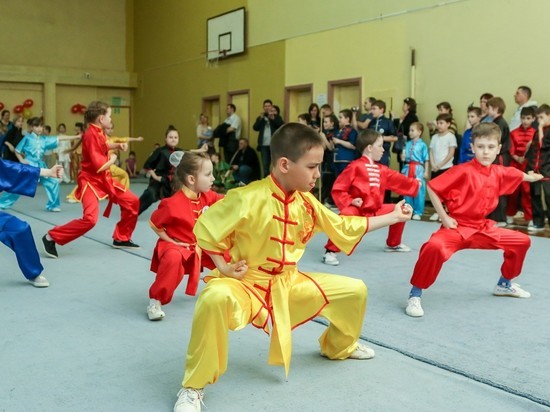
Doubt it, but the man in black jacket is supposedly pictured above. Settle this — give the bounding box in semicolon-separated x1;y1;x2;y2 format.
253;100;284;177
231;138;261;185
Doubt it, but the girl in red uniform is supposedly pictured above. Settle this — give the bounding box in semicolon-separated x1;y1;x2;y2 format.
42;101;140;258
146;150;223;320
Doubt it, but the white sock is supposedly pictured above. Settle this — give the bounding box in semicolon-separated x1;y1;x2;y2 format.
149;298;161;306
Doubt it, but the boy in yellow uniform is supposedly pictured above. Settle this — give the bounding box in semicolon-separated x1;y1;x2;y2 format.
174;123;413;412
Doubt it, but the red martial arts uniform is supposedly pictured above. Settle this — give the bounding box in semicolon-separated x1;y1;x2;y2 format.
410;159;529;289
507;126;535;220
49;124;139;244
148;187;223;304
326;155;419;251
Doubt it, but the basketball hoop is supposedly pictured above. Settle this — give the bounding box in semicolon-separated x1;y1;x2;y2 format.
202;49;224;69
203;49;228;69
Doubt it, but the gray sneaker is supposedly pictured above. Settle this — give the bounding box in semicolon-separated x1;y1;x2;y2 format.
29;275;50;288
147;300;165;321
493;283;531;298
384;244;411;253
406;297;424;317
174;388;204;412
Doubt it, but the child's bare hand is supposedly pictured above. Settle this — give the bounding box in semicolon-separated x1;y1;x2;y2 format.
394;200;412;221
137;136;144;141
52;165;64;178
119;143;128;152
221;260;248;279
526;171;544;182
45;164;64;178
351;198;363;207
441;215;458;229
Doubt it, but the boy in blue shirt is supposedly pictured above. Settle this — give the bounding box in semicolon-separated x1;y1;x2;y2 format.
332;109;358;177
367;100;397;167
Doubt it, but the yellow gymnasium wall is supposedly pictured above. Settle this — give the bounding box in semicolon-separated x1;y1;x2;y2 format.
281;0;550;135
132;0;286;156
0;0;135;154
3;1;550;168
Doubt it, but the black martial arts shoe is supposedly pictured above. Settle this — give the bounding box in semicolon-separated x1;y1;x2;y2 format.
112;239;141;249
42;235;58;258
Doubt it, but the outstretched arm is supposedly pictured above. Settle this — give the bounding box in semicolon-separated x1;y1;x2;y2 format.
366;200;412;232
524;170;544;182
40;164;64;179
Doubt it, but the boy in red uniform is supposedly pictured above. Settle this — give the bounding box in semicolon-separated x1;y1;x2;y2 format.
406;123;543;317
506;107;536;226
42;101;140;258
322;129;419;266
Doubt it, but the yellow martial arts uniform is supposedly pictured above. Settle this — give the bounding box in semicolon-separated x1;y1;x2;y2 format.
182;175;369;389
65;137;130;202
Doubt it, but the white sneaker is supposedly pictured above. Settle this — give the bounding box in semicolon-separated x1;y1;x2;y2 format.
174;388;204;412
429;213;439;221
348;342;375;359
384;244;411;252
506;216;514;224
405;297;424;317
66;198;78;204
527;220;535;228
147;300;165;321
48;207;61;212
322;251;339;266
412;214;421;221
495;221;508;228
28;275;50;288
493;283;531;298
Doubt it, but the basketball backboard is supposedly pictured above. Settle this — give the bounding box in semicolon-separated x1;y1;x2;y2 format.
207;7;245;61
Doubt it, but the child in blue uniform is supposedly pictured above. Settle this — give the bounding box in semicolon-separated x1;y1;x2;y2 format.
401;122;429;219
0;158;64;287
0;117;79;211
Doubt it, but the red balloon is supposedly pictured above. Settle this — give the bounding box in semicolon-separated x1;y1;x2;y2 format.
71;105;80;114
23;99;34;108
79;105;87;114
0;102;4;111
14;105;23;114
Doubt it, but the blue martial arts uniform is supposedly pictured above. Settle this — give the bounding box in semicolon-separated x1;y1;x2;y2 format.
0;133;60;210
401;139;429;216
0;158;44;280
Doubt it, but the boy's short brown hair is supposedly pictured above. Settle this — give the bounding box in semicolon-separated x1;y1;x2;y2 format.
372;100;386;112
486;97;506;115
536;104;550;116
339;109;352;120
271;123;324;163
467;106;482;117
520;106;536;118
356;129;381;154
471;123;501;144
436;113;453;123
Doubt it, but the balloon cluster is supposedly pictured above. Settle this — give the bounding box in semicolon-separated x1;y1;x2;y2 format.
71;104;87;115
13;99;34;119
